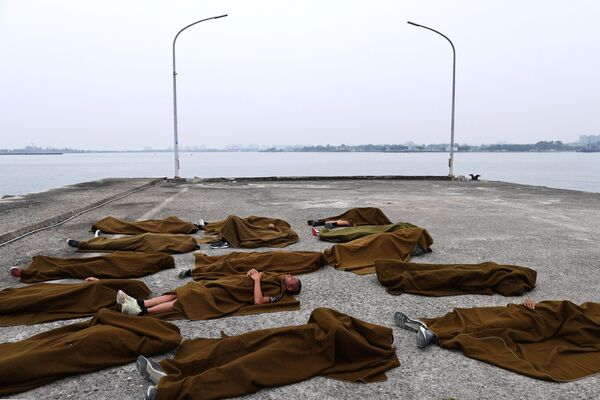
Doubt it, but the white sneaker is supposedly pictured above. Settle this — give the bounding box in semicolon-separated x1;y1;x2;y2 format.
121;302;142;316
116;290;138;307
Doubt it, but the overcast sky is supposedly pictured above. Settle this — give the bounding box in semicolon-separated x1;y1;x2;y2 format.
1;0;599;150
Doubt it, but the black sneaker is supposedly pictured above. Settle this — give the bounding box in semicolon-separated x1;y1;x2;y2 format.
324;222;339;229
177;269;192;279
66;239;80;248
410;243;426;256
210;240;230;249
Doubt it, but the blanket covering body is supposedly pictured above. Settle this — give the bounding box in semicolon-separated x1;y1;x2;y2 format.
375;260;536;296
421;301;600;381
92;215;198;235
0;309;181;396
323;229;433;274
198;215;299;248
0;279;151;326
156;307;400;399
19;252;175;283
192;251;326;281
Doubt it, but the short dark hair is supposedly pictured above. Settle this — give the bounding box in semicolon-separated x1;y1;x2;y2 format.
288;279;302;295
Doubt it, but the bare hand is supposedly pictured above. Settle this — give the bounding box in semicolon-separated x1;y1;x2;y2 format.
85;277;99;282
523;298;536;310
247;269;261;281
267;223;275;229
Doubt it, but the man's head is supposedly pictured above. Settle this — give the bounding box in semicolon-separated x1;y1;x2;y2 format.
283;274;302;295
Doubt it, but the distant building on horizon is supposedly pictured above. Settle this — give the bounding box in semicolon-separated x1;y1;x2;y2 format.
579;134;600;145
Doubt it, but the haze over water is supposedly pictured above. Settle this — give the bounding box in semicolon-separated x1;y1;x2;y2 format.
1;152;599;197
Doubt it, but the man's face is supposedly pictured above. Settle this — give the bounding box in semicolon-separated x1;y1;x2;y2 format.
283;274;299;292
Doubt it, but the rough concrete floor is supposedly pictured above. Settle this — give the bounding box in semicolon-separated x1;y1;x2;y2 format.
1;178;599;400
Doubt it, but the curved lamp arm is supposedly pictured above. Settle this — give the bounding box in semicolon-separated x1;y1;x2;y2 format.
407;21;456;177
171;14;228;178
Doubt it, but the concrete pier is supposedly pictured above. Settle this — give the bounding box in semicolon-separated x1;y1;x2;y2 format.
1;178;599;399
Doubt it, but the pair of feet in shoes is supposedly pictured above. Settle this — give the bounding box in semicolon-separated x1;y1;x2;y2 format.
394;311;438;348
137;355;166;400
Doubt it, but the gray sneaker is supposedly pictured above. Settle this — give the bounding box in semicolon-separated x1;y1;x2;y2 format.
394;311;426;332
137;355;166;384
145;385;157;400
416;326;438;348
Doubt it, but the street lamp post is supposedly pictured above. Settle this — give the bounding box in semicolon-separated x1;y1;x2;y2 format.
407;21;456;177
172;14;228;178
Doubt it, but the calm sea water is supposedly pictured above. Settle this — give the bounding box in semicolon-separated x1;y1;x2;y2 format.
1;152;599;197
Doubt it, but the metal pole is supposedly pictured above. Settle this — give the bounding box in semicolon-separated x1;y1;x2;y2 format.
407;21;456;177
172;14;228;178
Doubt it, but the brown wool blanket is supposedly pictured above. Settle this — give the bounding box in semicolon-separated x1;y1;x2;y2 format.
155;307;400;400
0;279;151;326
19;252;175;283
192;251;326;281
307;207;392;226
79;233;200;253
0;309;181;396
421;301;600;381
318;222;421;243
375;260;537;296
323;229;433;274
91;215;198;235
198;215;299;248
158;273;299;320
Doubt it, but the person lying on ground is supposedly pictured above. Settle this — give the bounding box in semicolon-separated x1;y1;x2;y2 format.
8;252;175;283
91;215;200;235
133;307;399;400
307;207;392;227
312;221;422;243
393;299;600;382
65;233;200;254
178;250;326;280
116;268;302;316
394;298;537;348
196;215;299;249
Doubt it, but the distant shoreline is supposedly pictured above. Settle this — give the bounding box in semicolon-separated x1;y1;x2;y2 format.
0;152;63;155
2;150;598;155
